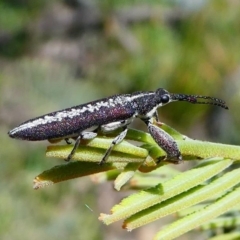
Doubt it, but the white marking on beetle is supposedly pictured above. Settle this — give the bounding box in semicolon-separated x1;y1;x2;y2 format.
9;93;155;136
81;132;97;139
102;120;126;132
145;96;173;118
9;97;128;135
126;92;155;102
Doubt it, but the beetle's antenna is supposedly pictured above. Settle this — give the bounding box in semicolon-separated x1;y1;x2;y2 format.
170;93;228;110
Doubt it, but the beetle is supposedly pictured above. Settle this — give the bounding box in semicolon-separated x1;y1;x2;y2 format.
8;88;228;164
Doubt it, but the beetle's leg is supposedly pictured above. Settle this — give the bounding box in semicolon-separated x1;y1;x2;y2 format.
99;127;128;165
153;111;159;122
145;120;182;164
99;120;132;165
101;119;131;132
65;138;72;144
66;132;97;161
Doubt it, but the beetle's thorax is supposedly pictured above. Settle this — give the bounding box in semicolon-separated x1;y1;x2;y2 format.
129;88;172;119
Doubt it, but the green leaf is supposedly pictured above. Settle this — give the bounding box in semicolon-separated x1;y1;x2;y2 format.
209;232;240;240
46;138;148;162
33;123;240;239
33;161;115;189
114;162;142;191
153;186;240;240
99;159;233;225
123;166;240;230
201;216;240;230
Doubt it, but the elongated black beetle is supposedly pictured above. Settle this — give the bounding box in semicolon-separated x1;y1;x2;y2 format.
8;88;228;164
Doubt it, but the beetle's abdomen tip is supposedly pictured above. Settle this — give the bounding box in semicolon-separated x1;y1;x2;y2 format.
8;123;33;140
8;128;21;139
8;129;14;137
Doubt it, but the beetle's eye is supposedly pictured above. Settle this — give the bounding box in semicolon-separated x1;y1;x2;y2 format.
161;94;170;103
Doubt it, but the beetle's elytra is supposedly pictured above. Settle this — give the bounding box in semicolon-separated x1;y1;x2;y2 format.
8;88;228;164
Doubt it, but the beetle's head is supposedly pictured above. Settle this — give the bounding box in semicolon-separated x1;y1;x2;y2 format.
156;88;228;109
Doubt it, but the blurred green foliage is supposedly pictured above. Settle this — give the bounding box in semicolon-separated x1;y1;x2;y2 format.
1;0;240;239
0;0;47;56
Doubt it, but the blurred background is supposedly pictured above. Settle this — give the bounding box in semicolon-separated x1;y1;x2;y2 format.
1;0;240;239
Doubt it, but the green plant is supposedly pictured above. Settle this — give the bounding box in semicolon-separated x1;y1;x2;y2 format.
34;123;240;240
